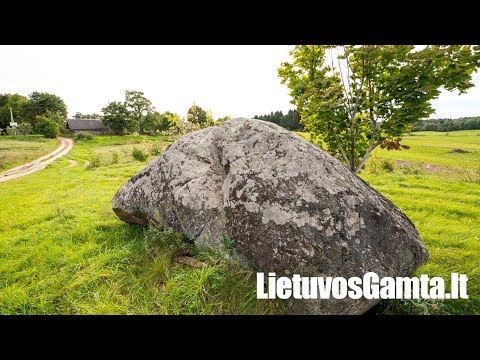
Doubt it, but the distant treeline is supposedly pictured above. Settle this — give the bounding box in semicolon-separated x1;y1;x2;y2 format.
253;110;304;131
412;117;480;132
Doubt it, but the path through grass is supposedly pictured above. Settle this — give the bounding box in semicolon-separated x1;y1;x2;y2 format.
0;135;59;171
0;130;478;314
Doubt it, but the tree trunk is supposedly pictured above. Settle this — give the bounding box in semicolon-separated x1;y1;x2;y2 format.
354;124;377;173
350;114;355;172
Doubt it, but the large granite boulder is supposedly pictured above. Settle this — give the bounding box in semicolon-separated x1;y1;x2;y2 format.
112;118;428;314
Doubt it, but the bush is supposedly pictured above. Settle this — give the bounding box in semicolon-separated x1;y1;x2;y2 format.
380;159;394;172
35;119;59;138
5;126;15;135
459;166;480;183
111;151;119;164
17;123;33;135
150;143;162;156
365;157;380;174
74;132;94;141
400;165;422;175
132;147;148;162
87;152;102;169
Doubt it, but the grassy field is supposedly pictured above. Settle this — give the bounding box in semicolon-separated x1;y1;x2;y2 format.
0;136;59;170
0;134;282;314
373;130;480;172
0;130;478;314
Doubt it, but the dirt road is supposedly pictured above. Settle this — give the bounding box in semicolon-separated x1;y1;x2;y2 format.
0;137;74;183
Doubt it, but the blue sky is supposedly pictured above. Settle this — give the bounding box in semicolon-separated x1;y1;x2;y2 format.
0;45;478;119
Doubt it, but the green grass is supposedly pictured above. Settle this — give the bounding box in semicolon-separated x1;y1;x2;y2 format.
374;130;480;171
0;130;478;314
0;134;282;314
356;129;480;314
0;135;59;171
361;172;480;314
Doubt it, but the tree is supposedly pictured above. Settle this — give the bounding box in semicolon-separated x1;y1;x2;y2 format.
35;116;59;138
45;110;67;133
124;90;154;134
160;111;181;133
0;93;28;130
74;112;101;119
187;104;207;127
168;113;186;134
143;111;182;133
254;110;303;131
412;116;480;132
101;101;134;134
143;111;162;132
23;92;67;125
278;45;480;173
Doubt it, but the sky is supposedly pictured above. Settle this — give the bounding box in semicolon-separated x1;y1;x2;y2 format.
0;45;479;119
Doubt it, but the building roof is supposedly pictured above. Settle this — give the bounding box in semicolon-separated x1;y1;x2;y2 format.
66;118;108;130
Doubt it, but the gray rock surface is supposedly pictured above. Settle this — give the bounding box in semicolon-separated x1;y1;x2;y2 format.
112;118;429;314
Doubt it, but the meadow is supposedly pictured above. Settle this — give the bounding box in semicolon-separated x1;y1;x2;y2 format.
0;130;478;314
0;136;59;170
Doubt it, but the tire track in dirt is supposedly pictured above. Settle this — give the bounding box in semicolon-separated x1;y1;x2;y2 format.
0;137;75;182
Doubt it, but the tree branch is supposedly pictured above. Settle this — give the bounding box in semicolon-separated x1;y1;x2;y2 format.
329;122;351;168
355;115;377;172
335;47;353;117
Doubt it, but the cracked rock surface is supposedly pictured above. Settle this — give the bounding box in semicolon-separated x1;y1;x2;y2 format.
112;118;429;314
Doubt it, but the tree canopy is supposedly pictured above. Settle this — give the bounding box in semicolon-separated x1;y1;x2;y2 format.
278;45;480;172
0;93;28;129
144;111;182;133
101;101;134;134
187;105;207;126
74;112;101;119
125;90;154;134
412;117;480;132
23;92;68;125
254;109;303;131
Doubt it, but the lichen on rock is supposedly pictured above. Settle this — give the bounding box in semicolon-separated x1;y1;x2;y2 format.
112;118;429;314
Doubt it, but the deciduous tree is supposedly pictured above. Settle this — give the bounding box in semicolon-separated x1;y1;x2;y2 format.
278;45;480;172
125;90;154;134
74;112;101;119
101;101;134;134
0;93;28;130
23;92;67;125
187;104;207;127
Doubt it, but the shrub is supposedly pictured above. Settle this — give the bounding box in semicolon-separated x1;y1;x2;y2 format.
87;152;102;169
380;159;394;172
150;143;162;156
17;123;33;135
35;119;59;138
401;165;422;175
5;126;15;135
74;132;94;141
365;157;380;174
459;165;480;183
132;147;148;162
111;151;119;164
